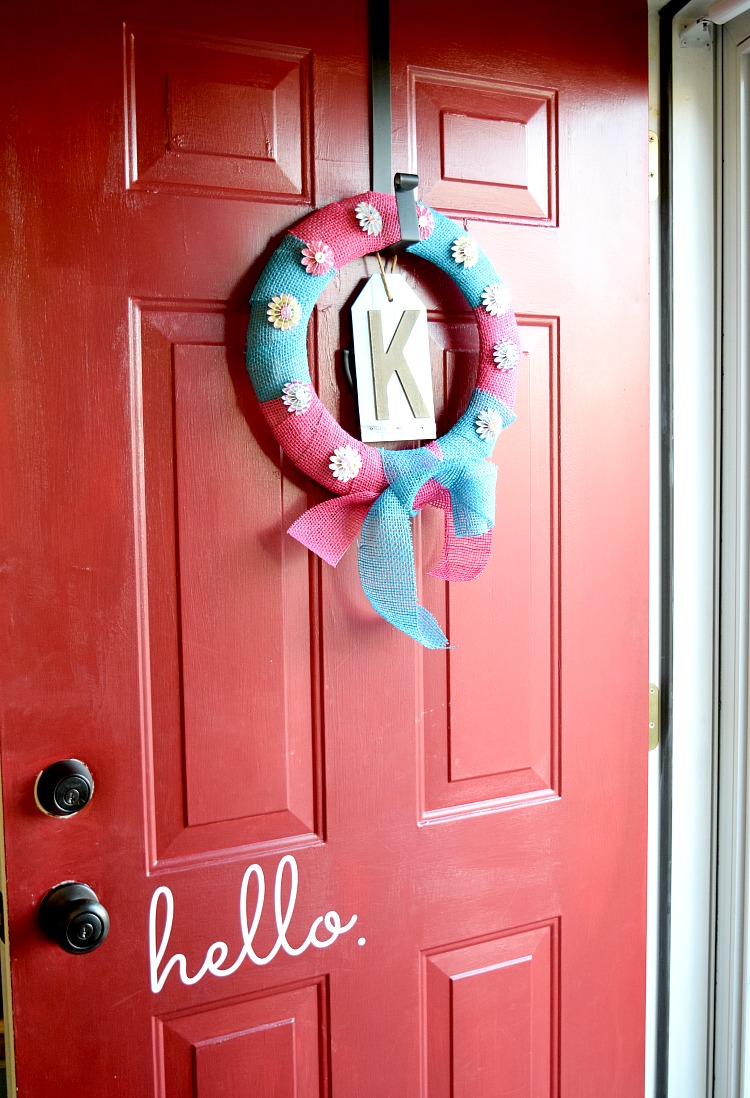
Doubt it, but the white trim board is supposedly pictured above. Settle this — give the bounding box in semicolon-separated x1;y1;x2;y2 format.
646;12;663;1098
666;12;719;1097
714;12;750;1097
709;0;750;23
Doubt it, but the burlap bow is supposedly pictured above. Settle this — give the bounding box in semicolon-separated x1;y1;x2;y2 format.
288;444;499;649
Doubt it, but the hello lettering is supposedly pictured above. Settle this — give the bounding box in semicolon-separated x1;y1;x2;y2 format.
149;854;359;994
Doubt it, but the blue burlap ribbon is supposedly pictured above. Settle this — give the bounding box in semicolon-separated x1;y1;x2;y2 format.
357;400;506;648
287;390;516;648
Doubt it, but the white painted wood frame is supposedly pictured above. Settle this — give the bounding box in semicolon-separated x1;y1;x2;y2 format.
709;0;750;23
714;10;750;1096
646;11;663;1092
665;8;719;1097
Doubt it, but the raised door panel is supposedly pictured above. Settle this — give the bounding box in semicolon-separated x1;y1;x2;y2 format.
408;67;558;224
125;25;313;201
158;980;328;1097
423;923;558;1097
420;317;560;819
133;303;324;865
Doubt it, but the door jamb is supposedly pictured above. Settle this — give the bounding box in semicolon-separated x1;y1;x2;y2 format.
655;2;719;1095
714;10;750;1095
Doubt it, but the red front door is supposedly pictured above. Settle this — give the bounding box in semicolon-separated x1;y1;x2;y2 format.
0;2;649;1094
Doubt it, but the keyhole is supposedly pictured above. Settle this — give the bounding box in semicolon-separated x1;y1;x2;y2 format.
63;788;81;807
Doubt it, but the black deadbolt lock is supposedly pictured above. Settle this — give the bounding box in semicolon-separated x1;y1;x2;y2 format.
39;882;110;954
35;759;94;817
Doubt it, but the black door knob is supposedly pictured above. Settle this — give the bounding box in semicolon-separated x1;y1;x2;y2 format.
39;883;110;954
35;759;94;816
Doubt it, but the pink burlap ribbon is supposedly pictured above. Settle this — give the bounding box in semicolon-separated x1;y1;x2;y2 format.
288;478;492;582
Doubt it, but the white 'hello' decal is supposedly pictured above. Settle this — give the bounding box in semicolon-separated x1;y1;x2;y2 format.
149;854;359;994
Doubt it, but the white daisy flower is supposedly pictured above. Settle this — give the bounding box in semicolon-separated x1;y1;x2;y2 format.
329;445;363;482
354;201;383;236
481;282;512;317
475;409;504;442
267;293;302;330
451;236;479;269
493;341;520;370
281;381;313;415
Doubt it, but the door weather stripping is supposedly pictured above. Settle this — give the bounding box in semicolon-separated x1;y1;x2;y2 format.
649;685;660;751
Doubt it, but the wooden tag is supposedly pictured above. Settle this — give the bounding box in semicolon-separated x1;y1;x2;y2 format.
350;273;436;443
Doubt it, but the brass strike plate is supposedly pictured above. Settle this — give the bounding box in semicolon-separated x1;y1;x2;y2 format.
648;131;659;203
649;684;660;750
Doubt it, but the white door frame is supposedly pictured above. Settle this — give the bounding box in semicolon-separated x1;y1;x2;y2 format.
660;7;718;1098
654;4;750;1095
714;9;750;1096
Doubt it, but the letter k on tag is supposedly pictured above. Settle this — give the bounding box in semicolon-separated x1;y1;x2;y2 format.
351;273;436;443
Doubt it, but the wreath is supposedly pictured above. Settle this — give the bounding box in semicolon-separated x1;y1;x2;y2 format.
245;191;521;649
